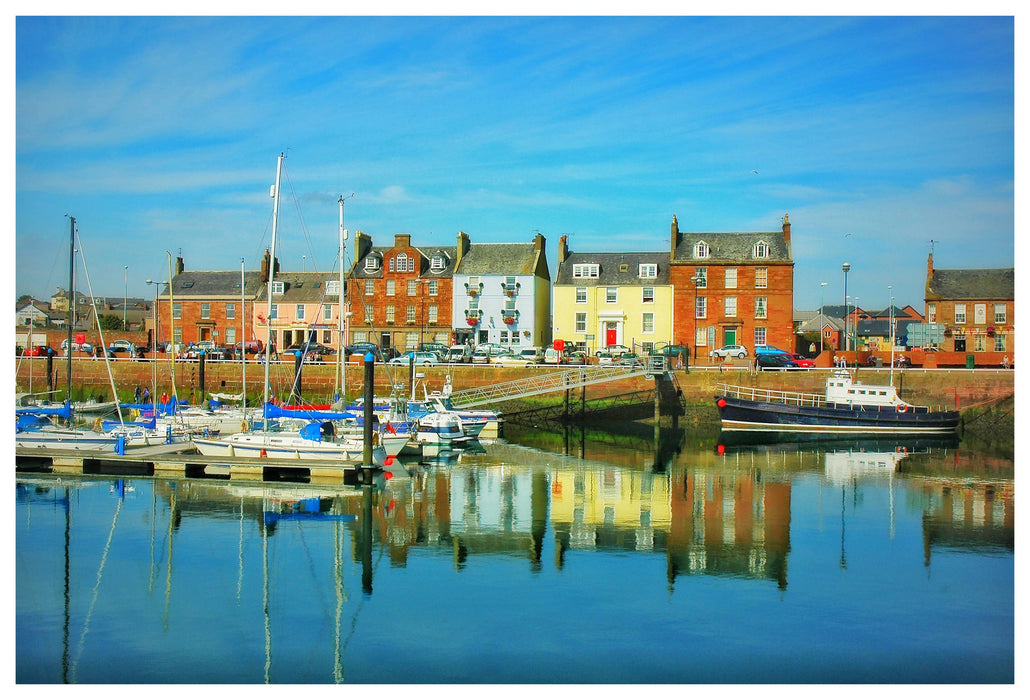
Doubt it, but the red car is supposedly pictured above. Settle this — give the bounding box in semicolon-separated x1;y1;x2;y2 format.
788;353;816;368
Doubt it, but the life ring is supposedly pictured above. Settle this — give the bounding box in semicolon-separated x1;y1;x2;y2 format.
896;405;908;413
241;420;250;432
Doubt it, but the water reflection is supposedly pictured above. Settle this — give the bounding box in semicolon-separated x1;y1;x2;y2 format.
16;425;1014;683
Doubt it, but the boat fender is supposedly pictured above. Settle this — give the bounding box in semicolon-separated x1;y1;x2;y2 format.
241;420;249;432
93;417;103;432
717;398;727;408
897;405;907;413
372;432;380;446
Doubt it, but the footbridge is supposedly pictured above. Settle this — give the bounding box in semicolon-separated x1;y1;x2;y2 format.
449;358;676;409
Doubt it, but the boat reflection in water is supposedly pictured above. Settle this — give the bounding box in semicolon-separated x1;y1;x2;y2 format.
16;427;1013;684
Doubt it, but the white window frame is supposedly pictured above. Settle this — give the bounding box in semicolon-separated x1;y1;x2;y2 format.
323;304;332;321
694;241;709;259
696;296;707;319
638;263;657;279
428;280;439;296
994;304;1007;324
642;287;655;304
363;257;379;271
386;279;396;296
364;279;374;296
955;304;966;324
575;287;587;303
725;268;737;289
575;312;587;333
385;305;395;323
754;241;769;259
725;296;737;318
200;302;211;319
326;280;341;295
296;304;305;321
642;312;654;334
755;267;768;289
928;303;937;323
428;305;438;323
225;303;236;320
573;264;600;278
755;296;767;319
606;287;617;304
754;327;767;345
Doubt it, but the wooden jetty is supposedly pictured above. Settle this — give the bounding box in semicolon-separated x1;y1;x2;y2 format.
14;444;371;485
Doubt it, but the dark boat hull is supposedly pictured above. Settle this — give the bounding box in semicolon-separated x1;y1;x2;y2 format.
715;395;961;435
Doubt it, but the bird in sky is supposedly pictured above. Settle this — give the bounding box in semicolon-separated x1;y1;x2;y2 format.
751;169;759;174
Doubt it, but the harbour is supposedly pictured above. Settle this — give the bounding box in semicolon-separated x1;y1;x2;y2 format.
15;414;1014;684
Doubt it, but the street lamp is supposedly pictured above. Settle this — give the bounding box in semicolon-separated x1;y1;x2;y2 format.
691;271;703;360
124;265;128;330
145;279;167;404
842;262;851;354
819;281;828;354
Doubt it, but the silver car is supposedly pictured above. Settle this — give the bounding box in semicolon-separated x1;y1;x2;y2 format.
709;344;749;359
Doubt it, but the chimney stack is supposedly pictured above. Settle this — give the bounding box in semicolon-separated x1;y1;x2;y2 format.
782;213;791;244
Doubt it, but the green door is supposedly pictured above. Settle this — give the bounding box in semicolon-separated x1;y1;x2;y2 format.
724;329;736;346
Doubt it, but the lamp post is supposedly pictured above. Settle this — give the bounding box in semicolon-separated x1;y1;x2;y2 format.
691;271;703;360
853;296;859;365
819;281;828;354
842;262;851;355
145;278;167;404
123;265;128;330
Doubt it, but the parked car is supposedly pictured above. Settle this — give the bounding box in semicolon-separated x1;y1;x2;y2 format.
388;351;440;366
471;344;506;364
566;351;588;365
518;347;545;363
106;339;137;355
787;353;816;368
417;342;450;358
492;353;534;367
656;343;690;363
596;344;631;358
283;342;334;360
60;339;94;355
756;353;800;370
754;345;790;356
596;350;617;365
24;345;54;356
184;340;219;359
233;340;265;356
710;344;748;360
445;345;472;363
615;352;644;367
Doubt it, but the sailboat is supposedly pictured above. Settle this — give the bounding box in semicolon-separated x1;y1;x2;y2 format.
192;153;402;465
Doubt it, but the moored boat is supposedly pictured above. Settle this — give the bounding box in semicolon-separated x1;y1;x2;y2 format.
715;369;961;435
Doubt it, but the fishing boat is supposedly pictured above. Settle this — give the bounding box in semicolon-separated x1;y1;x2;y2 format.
714;369;961;435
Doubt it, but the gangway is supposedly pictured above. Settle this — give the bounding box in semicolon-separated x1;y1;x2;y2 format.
449;359;666;408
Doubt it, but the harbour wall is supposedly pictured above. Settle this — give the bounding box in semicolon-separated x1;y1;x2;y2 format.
15;356;1013;412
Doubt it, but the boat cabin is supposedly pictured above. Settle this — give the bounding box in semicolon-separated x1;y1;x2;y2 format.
825;370;907;408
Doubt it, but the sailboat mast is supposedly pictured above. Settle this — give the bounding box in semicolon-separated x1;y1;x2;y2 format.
337;194;349;401
263;153;284;415
66;216;75;407
241;257;247;411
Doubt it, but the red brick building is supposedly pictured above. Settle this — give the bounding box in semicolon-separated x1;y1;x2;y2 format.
924;253;1014;358
669;214;795;358
347;233;456;352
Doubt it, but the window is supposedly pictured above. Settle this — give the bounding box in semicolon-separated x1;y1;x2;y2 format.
576;313;587;333
467;276;481;294
642;312;654;334
323;304;332;321
642;287;655;304
576;287;587;303
428;305;438;323
352;331;367;343
755;297;767;319
385;305;395;323
406;305;416;324
725;268;737;289
272;281;285;295
430;255;445;271
270;304;278;320
928;303;937;323
694;241;709;259
754;327;767;345
755;267;768;289
954;304;966;324
173;302;181;320
326;280;340;295
573;264;599;278
407;280;418;296
428;280;438;295
694;267;707;288
294;304;304;321
363;256;379;271
606;288;617;303
695;326;707;348
225;328;236;346
725;297;737;317
322;330;333;344
364;279;374;296
696;296;707;319
993;304;1007;324
505;276;517;290
468;297;479;311
639;264;657;279
754;241;769;258
391;253;411;273
386;279;396;296
364;304;373;323
995;334;1006;352
225;303;235;320
199;302;210;319
974;334;986;352
405;332;418;348
505;298;516;312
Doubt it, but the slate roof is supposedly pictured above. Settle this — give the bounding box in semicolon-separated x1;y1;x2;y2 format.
166;270;267;298
454;242;544;277
349;246;458;279
857;319;921;337
555;252;670;286
253;271;341;303
927;268;1014;301
672;230;792;263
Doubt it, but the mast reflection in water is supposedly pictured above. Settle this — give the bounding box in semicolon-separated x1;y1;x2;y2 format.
16;431;1013;684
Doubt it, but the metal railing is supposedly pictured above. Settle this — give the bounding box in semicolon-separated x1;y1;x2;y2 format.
717;383;827;408
451;363;652;408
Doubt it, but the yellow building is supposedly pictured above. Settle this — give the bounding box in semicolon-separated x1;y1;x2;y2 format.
553;237;674;354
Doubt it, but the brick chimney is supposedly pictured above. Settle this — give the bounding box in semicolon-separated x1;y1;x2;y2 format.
395;233;411;249
354;231;372;265
260;249;279;279
782;213;791;244
558;234;569;264
176;255;185;275
671;215;680;256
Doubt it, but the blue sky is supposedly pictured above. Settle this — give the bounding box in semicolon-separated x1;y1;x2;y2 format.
13;14;1016;312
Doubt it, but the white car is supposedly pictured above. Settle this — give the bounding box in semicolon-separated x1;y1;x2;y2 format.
387;351;440;366
709;344;749;359
492;353;533;366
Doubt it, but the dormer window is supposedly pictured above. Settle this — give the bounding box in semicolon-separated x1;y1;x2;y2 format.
430;253;446;271
639;264;657;279
694;241;710;259
272;281;285;295
364;255;380;272
754;241;770;258
572;264;599;278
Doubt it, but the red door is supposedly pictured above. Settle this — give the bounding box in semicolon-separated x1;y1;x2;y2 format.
606;325;618;347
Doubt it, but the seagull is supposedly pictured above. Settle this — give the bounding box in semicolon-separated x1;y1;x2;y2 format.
751;169;759;174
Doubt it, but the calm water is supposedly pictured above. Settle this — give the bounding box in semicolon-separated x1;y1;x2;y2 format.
16;427;1014;684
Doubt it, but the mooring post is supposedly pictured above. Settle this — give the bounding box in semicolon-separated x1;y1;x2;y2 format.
294;353;303;399
362;352;375;468
198;351;206;398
